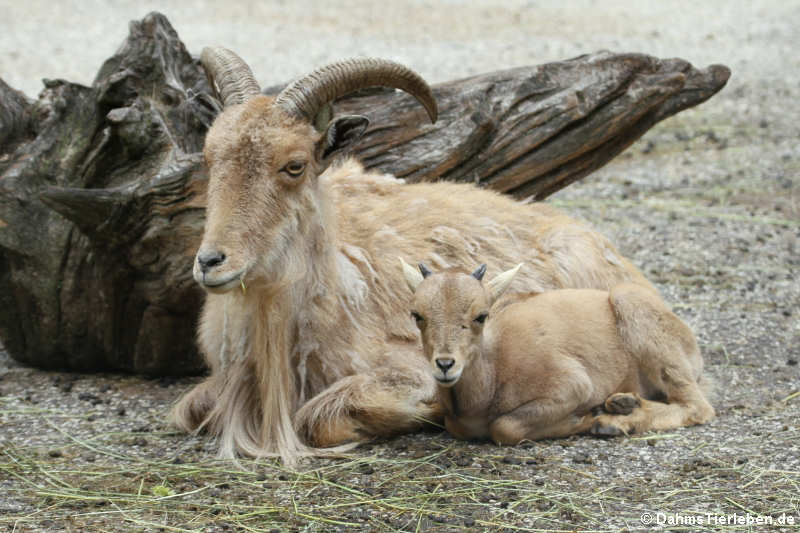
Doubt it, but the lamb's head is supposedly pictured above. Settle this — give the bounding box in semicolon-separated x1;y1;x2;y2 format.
401;259;522;387
194;48;437;293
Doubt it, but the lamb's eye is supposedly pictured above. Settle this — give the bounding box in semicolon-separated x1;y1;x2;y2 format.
411;311;424;324
284;161;306;177
473;312;489;324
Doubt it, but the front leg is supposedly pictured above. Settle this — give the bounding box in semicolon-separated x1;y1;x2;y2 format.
295;367;442;447
444;415;490;441
489;398;594;444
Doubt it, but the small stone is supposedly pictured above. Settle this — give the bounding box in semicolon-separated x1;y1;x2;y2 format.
573;453;592;464
78;392;100;402
116;406;126;416
157;376;177;388
48;449;63;458
787;359;797;366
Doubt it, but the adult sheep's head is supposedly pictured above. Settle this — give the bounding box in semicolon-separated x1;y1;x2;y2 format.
194;47;437;293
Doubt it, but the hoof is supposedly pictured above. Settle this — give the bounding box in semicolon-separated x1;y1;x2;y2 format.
604;393;641;415
591;421;624;437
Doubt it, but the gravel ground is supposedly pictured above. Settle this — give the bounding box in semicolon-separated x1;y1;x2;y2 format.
1;1;798;532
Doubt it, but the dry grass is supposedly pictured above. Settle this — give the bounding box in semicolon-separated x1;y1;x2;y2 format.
2;388;799;532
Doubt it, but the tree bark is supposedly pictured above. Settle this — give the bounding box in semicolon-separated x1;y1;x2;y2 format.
0;12;729;375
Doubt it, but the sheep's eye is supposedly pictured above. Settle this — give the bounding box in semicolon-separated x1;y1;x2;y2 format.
284;161;306;177
473;312;489;324
410;311;424;324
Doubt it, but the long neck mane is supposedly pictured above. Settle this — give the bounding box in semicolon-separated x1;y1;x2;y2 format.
213;178;345;463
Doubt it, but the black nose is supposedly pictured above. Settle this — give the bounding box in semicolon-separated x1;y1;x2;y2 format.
197;251;226;272
436;358;455;373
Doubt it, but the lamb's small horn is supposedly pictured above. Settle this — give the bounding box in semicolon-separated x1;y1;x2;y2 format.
418;263;432;278
472;264;487;281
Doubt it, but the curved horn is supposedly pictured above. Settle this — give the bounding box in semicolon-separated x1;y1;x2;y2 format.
200;47;261;108
275;58;438;126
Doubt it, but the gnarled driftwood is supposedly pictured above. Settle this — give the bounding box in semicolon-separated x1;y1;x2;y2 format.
0;12;729;374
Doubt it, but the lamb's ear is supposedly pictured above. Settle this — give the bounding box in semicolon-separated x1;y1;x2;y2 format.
317;115;370;162
400;257;425;293
487;263;523;304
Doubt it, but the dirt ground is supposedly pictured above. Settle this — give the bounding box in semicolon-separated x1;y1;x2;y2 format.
1;1;798;532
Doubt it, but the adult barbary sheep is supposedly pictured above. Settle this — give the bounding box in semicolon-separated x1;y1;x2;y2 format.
170;47;674;463
401;261;715;443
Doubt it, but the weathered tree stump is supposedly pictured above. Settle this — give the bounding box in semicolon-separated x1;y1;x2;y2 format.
0;12;729;375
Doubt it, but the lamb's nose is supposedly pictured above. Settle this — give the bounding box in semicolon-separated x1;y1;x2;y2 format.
197;250;226;272
436;357;455;373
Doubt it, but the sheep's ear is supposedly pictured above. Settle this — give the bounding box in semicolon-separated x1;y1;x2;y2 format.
487;263;523;304
317;115;370;162
400;257;425;293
